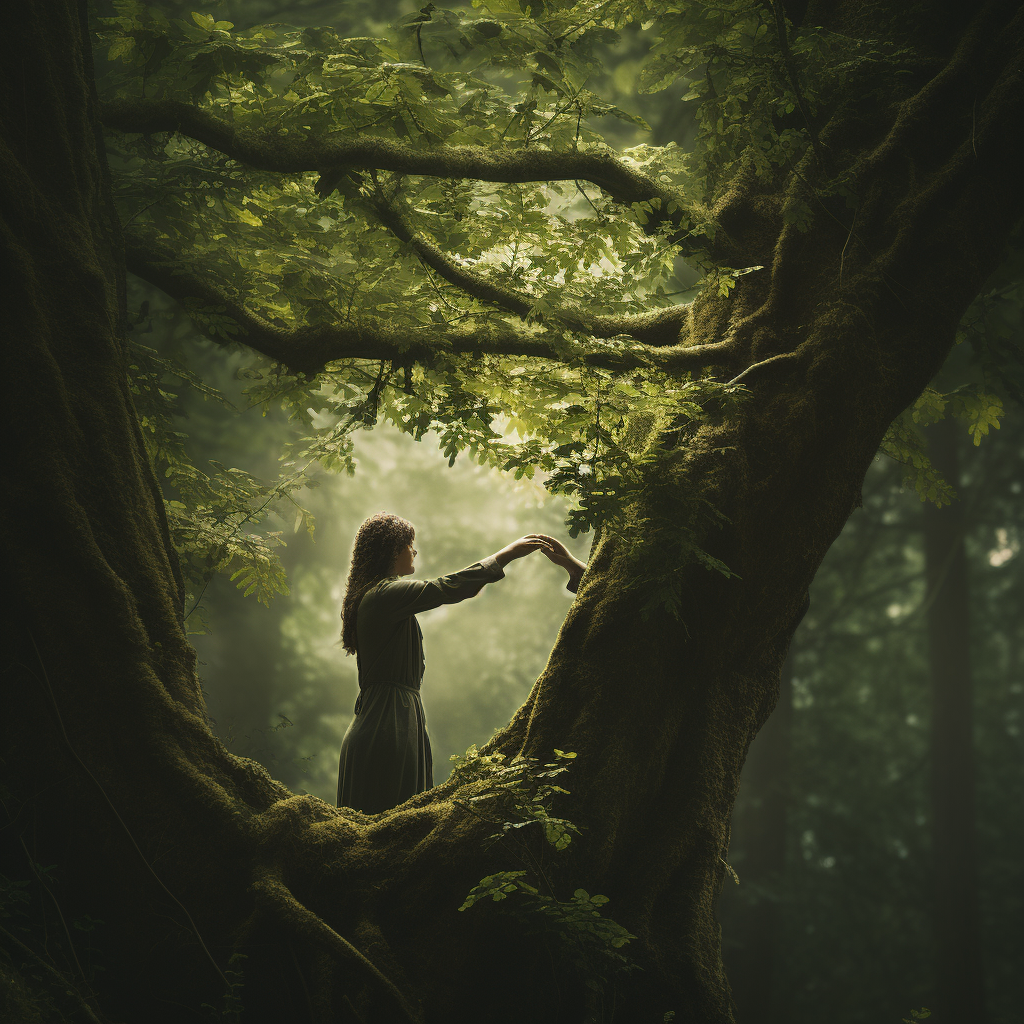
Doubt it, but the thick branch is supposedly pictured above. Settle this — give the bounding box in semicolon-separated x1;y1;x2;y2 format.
101;98;711;253
368;188;692;346
124;234;737;377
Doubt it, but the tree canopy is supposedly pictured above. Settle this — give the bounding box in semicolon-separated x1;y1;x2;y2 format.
98;0;1016;619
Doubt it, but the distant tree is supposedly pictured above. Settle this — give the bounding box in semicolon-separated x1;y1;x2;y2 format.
923;416;986;1024
3;2;1022;1021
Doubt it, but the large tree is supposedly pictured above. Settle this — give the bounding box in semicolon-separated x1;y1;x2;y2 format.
3;1;1022;1021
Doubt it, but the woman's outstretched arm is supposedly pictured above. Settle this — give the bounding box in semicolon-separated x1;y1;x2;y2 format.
372;537;553;619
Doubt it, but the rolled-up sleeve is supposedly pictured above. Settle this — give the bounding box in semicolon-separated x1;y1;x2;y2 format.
375;556;505;619
566;565;585;594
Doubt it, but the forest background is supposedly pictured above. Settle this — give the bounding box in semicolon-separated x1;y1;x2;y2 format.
4;0;1021;1022
117;2;1024;1024
124;2;1022;1022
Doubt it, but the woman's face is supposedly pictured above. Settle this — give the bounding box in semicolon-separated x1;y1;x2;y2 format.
393;539;416;576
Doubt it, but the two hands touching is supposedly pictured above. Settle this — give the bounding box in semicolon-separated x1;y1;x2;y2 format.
493;534;586;589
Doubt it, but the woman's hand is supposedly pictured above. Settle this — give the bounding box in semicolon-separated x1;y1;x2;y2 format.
525;533;575;570
526;534;587;586
493;536;554;567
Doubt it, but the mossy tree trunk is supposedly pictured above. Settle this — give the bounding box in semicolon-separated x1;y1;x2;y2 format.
2;3;1022;1023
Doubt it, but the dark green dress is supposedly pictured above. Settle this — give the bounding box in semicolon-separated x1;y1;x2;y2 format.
336;556;505;813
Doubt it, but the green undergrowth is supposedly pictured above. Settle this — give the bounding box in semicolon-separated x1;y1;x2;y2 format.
451;746;637;1019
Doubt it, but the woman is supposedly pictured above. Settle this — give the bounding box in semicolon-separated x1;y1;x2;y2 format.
337;512;585;813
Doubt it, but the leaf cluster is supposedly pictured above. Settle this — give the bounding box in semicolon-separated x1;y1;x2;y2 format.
880;277;1021;506
127;328;326;627
452;745;637;999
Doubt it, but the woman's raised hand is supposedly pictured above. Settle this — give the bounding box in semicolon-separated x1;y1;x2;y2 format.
490;535;586;586
494;535;554;567
524;533;574;569
526;534;587;586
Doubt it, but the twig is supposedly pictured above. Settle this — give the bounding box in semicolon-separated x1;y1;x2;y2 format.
839;206;857;292
725;349;802;387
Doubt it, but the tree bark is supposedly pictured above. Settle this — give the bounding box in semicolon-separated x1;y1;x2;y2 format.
1;3;1022;1023
923;418;987;1024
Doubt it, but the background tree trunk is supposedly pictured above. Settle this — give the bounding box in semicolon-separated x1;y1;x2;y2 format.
923;418;988;1024
722;651;796;1023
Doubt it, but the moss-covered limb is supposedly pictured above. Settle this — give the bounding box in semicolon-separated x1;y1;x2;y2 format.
124;231;739;377
100;97;710;253
854;0;1021;183
368;187;694;347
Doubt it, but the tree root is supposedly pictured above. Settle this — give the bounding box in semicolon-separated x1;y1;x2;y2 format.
250;867;422;1023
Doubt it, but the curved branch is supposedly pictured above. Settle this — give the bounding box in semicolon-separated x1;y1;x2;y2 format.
367;188;692;346
124;233;738;377
101;98;708;251
725;347;805;387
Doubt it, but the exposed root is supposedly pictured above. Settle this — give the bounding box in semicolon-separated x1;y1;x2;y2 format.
250;867;422;1023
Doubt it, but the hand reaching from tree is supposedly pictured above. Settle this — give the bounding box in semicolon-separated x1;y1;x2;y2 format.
526;534;587;589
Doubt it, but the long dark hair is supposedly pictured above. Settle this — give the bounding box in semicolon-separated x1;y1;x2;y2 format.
340;512;415;654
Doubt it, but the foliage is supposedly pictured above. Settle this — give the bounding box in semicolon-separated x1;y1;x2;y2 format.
91;0;916;609
452;746;636;1002
881;380;1006;506
719;416;1024;1023
127;310;326;629
880;272;1022;504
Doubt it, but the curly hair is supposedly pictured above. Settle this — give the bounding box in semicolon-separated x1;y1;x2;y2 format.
340;511;415;655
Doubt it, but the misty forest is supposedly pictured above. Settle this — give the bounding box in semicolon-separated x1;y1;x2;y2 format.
2;0;1022;1022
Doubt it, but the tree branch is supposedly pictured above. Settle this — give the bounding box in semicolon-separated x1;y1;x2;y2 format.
101;98;709;252
367;186;693;346
124;233;737;377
